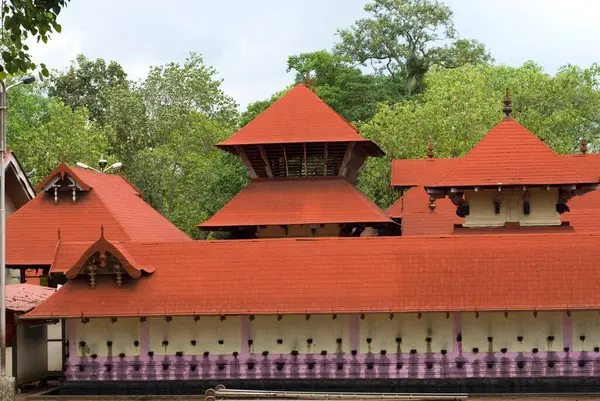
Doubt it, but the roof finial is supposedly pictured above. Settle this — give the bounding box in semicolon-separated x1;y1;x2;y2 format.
57;228;61;241
503;88;513;118
304;72;309;88
60;153;65;164
427;138;434;159
580;138;589;154
100;225;104;238
391;148;396;159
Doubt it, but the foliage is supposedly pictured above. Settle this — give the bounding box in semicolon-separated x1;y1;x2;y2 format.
335;0;491;95
119;53;246;238
242;50;406;126
287;50;403;122
6;83;108;184
358;62;600;208
0;0;69;78
48;54;128;125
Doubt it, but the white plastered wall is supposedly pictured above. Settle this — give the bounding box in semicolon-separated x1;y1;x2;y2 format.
149;316;241;356
462;311;563;352
359;313;453;354
571;311;600;351
464;188;560;228
250;314;349;354
47;321;62;371
76;318;140;357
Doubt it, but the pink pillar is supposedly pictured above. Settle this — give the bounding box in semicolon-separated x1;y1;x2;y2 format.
139;318;149;361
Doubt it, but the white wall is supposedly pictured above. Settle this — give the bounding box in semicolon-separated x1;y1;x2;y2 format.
462;311;563;352
76;318;140;357
464;188;560;228
251;315;349;354
360;313;453;354
149;316;241;356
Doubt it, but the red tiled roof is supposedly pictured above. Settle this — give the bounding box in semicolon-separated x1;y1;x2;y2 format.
217;84;383;156
24;233;600;319
198;177;394;229
430;119;598;188
64;235;154;279
561;153;600;176
35;162;92;192
6;284;55;312
391;158;458;188
7;165;190;266
387;187;460;236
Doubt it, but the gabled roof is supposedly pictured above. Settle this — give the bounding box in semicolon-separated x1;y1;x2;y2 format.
64;230;154;279
7;165;190;266
387;187;459;236
198;177;395;229
217;84;383;156
24;233;600;319
429;119;598;188
391;158;458;188
36;162;92;192
5;151;35;202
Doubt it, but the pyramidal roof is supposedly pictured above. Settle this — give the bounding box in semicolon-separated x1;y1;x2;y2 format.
429;118;598;188
198;177;395;229
218;84;383;156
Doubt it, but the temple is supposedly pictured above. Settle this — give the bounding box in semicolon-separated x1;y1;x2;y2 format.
12;86;600;394
199;84;396;238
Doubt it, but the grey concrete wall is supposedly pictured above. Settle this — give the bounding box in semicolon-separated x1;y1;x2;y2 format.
16;321;47;385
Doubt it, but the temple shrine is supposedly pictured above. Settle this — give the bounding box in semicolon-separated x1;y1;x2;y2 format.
10;84;600;394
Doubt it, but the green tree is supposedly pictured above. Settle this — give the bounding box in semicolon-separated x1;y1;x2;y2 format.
124;53;246;238
47;54;129;125
241;50;404;127
358;62;600;208
335;0;491;95
0;0;69;78
287;50;402;122
6;82;108;184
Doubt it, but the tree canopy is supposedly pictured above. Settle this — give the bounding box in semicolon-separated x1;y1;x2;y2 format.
335;0;491;95
0;0;70;78
357;62;600;208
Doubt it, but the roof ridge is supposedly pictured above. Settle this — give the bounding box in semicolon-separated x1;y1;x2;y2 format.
431;119;596;187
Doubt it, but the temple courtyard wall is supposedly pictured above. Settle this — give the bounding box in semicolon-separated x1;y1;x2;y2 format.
64;311;600;381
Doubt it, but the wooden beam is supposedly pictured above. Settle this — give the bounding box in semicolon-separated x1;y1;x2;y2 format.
303;143;308;176
323;143;328;176
339;142;355;176
258;145;273;178
283;146;289;177
234;146;258;179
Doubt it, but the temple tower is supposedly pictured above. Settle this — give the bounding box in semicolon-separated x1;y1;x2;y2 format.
199;84;397;238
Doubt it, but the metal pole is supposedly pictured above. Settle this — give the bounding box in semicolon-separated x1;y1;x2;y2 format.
0;80;7;377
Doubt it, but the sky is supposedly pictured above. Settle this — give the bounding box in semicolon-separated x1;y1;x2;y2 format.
28;0;600;109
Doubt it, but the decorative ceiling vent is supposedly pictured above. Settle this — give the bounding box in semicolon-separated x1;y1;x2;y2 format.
65;226;154;288
35;162;91;204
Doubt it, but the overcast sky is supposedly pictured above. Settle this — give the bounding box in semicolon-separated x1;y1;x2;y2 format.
28;0;600;109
